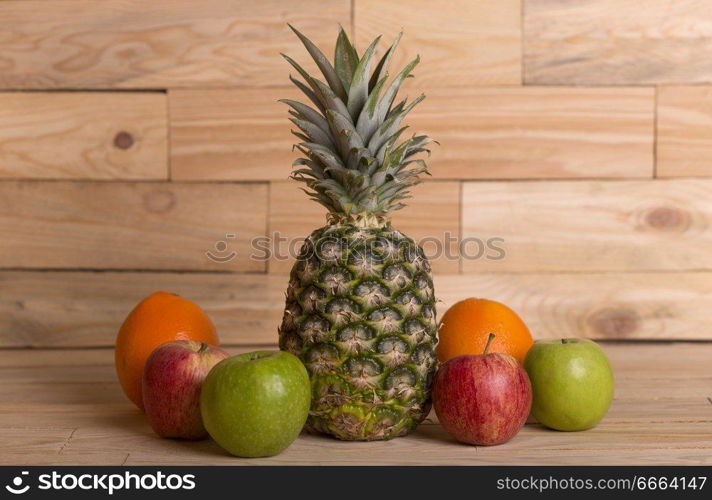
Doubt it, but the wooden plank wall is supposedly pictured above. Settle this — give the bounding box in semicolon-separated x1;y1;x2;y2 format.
2;0;712;347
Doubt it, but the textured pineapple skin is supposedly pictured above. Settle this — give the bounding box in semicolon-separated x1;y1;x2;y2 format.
278;222;438;441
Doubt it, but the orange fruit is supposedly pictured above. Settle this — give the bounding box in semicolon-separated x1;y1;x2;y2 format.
115;291;219;410
437;298;533;363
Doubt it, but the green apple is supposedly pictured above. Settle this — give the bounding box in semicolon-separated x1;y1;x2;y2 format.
524;338;614;431
200;350;310;457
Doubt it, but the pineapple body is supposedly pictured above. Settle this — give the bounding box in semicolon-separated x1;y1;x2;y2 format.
279;221;437;440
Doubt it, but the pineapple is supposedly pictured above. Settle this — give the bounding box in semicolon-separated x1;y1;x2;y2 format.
278;25;438;441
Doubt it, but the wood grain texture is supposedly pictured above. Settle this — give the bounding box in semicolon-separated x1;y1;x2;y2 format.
355;0;521;87
439;272;712;341
90;420;712;465
657;86;712;178
462;179;712;273
1;344;710;465
0;272;284;347
170;87;654;181
268;181;461;274
0;0;349;89
4;270;712;348
524;0;712;85
0;181;267;271
411;87;654;179
169;88;299;181
0;428;77;461
0;92;167;180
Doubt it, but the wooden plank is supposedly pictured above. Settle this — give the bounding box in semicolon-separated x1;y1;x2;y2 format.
0;272;283;347
0;426;128;465
410;87;654;179
0;427;75;457
0;404;140;430
354;0;521;87
63;406;712;465
462;179;712;273
2;452;128;466
657;86;712;178
268;181;461;274
0;348;118;369
169;88;299;181
0;0;350;89
441;273;712;341
0;181;267;271
4;270;712;348
123;431;712;465
95;421;712;465
124;441;712;465
606;343;712;374
170;86;654;181
1;450;129;466
0;92;167;180
524;0;712;85
0;344;710;464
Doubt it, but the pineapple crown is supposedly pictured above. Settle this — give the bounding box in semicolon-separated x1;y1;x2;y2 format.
281;25;434;223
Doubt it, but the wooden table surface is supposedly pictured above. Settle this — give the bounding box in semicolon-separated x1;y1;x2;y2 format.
1;342;710;465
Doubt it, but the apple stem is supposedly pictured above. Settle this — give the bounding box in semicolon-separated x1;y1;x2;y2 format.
483;333;496;355
198;342;209;353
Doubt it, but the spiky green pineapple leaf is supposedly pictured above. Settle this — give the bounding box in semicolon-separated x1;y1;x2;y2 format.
346;36;381;121
369;32;402;92
299;142;346;173
369;94;424;154
355;73;388;143
375;56;420;123
350;148;376;173
280;99;330;134
290;130;311;144
282;27;434;217
289;117;335;149
288;24;348;103
325;110;364;159
288;75;325;114
334;27;359;91
311;79;351;120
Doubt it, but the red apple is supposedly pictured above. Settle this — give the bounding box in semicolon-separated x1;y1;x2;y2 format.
432;334;532;446
142;340;229;439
